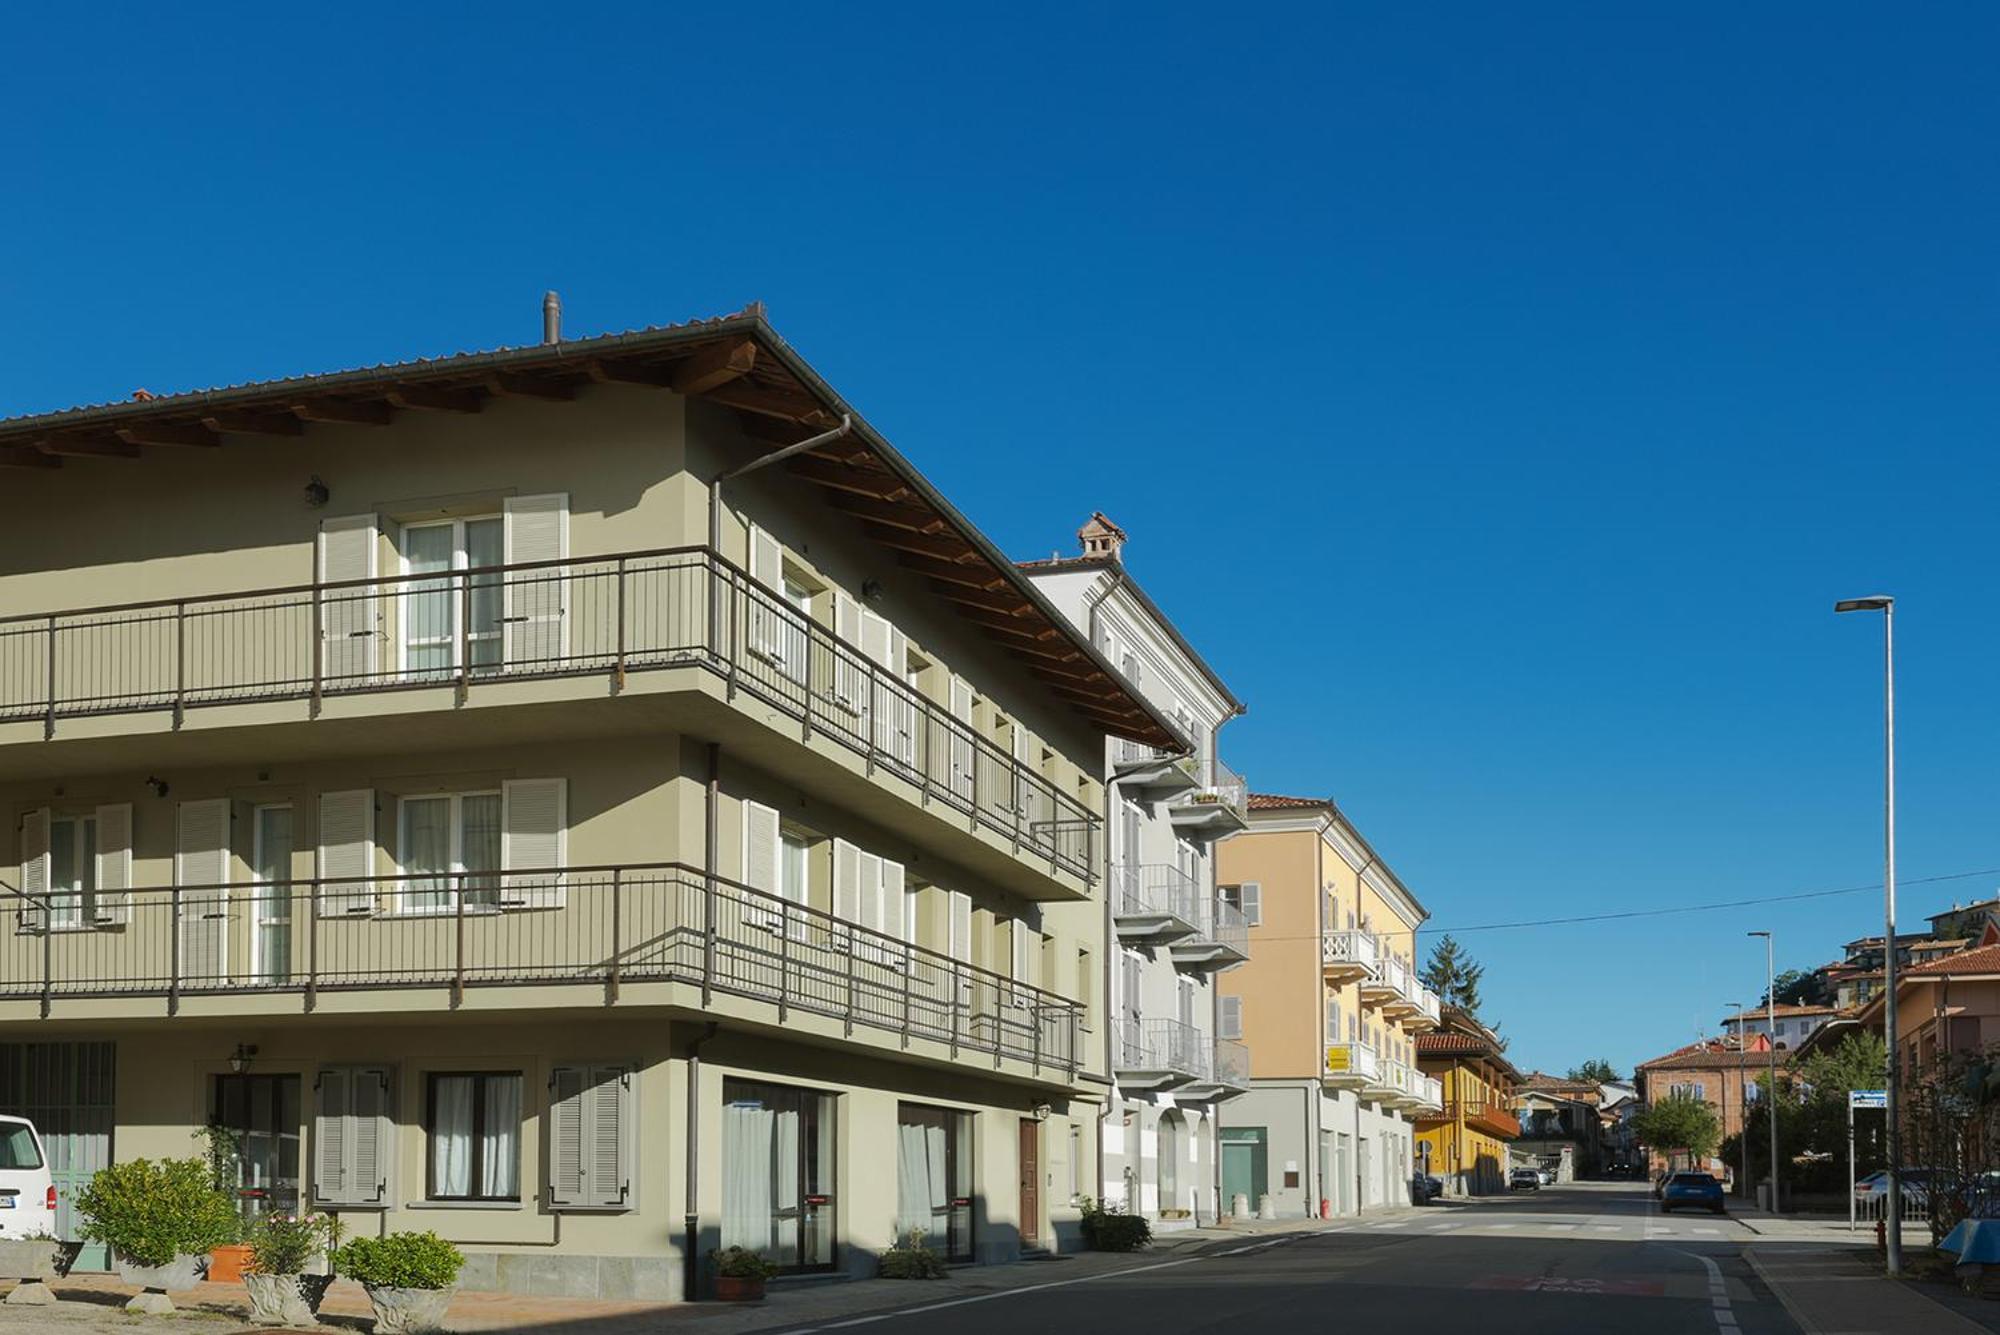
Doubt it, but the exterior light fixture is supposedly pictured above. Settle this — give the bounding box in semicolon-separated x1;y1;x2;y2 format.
228;1044;258;1074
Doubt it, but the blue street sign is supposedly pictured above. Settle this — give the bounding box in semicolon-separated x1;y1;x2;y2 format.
1850;1089;1887;1109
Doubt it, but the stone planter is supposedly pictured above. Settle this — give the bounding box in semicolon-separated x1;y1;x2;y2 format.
713;1274;767;1302
362;1283;456;1334
245;1272;329;1327
114;1251;206;1314
0;1238;58;1306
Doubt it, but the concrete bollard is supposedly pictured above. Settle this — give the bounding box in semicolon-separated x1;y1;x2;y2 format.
1257;1195;1277;1220
1231;1192;1250;1220
3;1282;55;1306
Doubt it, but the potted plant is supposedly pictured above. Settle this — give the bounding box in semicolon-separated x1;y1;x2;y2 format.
709;1245;779;1301
193;1122;251;1284
330;1231;463;1335
243;1212;342;1328
75;1156;238;1314
0;1229;60;1307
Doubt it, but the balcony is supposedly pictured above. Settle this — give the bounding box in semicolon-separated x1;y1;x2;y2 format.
1361;949;1407;1006
1113;1017;1204;1090
1111;864;1202;944
1165;757;1249;835
0;862;1086;1079
1442;1099;1522;1140
0;547;1099;894
1207;1037;1252;1096
1109;739;1201;796
1323;1040;1381;1090
1405;984;1443;1030
1167;896;1250;972
1321;928;1379;983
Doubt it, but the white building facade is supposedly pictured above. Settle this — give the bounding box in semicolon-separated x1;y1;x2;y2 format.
1022;515;1249;1226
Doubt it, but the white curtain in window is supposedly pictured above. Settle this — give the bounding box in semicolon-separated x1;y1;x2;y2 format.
461;793;501;906
773;1106;800;1259
431;1076;474;1197
895;1117;951;1244
723;1104;777;1254
404;798;451;910
481;1076;521;1198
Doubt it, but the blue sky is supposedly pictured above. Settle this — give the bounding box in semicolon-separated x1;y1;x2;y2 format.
5;4;1996;1076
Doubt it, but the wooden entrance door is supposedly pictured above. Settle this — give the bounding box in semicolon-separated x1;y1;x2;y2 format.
1018;1119;1041;1246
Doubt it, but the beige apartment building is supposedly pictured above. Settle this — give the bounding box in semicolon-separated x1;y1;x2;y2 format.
0;303;1185;1300
1215;795;1440;1217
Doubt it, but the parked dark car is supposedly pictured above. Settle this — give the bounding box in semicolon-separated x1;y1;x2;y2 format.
1413;1174;1444;1203
1509;1167;1542;1191
1660;1171;1726;1215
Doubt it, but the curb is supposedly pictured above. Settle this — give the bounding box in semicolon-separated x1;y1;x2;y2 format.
1743;1246;1823;1335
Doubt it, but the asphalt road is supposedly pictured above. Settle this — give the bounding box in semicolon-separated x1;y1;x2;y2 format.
775;1182;1801;1335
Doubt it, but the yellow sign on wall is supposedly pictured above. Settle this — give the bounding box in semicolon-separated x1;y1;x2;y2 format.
1326;1047;1350;1073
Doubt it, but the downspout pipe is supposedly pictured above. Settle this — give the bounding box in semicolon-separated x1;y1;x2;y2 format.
707;414;855;553
1085;563;1130;1208
683;1020;719;1302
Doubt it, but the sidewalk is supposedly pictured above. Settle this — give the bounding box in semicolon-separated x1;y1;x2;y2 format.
1730;1202;1878;1245
1;1210;1401;1335
1746;1243;1990;1335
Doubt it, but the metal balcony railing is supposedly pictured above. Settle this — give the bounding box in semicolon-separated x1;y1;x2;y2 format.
1167;756;1248;822
1212;1037;1251;1088
0;864;1084;1073
1199;896;1250;959
1325;1040;1381;1081
1114;1016;1209;1079
1110;863;1203;924
1322;928;1380;974
0;547;1099;883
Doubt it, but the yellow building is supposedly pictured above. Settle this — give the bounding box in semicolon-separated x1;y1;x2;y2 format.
1413;1009;1519;1195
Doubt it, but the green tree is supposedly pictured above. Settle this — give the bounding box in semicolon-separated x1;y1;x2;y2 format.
1797;1031;1886;1097
1631;1093;1721;1169
1567;1059;1622;1084
1421;935;1485;1015
1761;968;1827;1007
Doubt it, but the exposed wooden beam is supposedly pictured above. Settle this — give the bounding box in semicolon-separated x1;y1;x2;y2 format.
290;398;394;426
203;410;305;437
587;360;675;388
386;384;485;413
114;421;221;448
702;380;830;423
1021;658;1112;687
998;637;1086;665
483;373;578;402
1050;682;1127;708
857;522;977;564
35;435;140;459
786;454;911;502
928;580;1034;615
670;340;757;395
897;553;1007;590
0;446;59;470
825;492;947;534
957;605;1061;640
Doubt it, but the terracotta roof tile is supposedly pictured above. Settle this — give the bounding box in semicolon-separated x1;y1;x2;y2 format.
1248;793;1330;811
1908;942;2000;976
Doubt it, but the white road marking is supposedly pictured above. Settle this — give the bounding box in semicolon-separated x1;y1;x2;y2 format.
790;1251;1216;1329
1676;1249;1737;1335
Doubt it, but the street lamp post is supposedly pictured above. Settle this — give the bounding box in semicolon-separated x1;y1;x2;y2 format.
1724;1000;1751;1196
1835;594;1899;1275
1747;932;1779;1211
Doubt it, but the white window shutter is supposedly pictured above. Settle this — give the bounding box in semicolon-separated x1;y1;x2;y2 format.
880;858;908;942
18;809;48;934
317;514;379;685
832;839;859;924
947;676;975;801
502;493;569;669
547;1065;586;1207
586;1066;631;1208
94;803;133;925
317;789;376;918
500;778;566;909
741;801;780;896
176;798;231;986
1238;881;1262;926
748;523;782;591
832;593;864;713
857;850;883;935
948;890;972;963
316;1065;390;1207
1219;995;1243;1040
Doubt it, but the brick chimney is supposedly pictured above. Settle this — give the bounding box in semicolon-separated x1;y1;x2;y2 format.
1078;512;1127;562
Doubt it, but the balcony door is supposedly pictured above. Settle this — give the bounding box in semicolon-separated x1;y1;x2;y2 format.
250;805;293;985
210;1073;302;1226
400;516;502;676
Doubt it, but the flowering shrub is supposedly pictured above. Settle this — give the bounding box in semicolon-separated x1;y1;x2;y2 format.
247;1212;342;1276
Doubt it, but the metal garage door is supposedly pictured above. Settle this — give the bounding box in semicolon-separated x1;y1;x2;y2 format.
0;1042;115;1271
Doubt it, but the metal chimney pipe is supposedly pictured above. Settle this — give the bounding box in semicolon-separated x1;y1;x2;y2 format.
542;291;561;345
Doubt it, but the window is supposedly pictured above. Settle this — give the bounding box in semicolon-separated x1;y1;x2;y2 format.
251;805;294;985
1222;882;1262;926
398;792;501;912
896;1103;974;1261
47;815;97;930
426;1072;522;1203
722;1080;837;1271
1219;995;1243;1040
0;1123;42;1170
314;1066;392;1208
401;516;504;674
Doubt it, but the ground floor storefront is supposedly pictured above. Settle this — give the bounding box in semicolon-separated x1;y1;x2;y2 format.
6;1018;1098;1302
1100;1089;1223;1226
1218;1081;1414;1219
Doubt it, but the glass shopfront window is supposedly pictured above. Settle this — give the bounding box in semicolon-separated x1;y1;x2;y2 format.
721;1080;837;1272
895;1103;973;1262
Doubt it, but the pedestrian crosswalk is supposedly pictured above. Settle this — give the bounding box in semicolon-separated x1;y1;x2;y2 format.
1341;1214;1729;1241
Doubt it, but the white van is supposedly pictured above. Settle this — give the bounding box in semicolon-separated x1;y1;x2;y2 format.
0;1116;55;1239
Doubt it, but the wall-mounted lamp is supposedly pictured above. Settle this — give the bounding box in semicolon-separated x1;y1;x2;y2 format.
144;776;170;798
861;579;884;601
303;475;330;509
228;1044;258;1075
1029;1102;1053;1122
